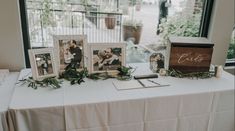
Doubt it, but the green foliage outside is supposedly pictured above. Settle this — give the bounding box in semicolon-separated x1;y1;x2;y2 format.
227;31;235;59
129;0;142;6
227;43;235;59
41;0;57;27
158;13;201;45
39;0;85;27
129;0;137;6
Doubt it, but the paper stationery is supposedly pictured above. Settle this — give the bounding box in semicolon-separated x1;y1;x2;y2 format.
113;80;143;90
113;79;170;90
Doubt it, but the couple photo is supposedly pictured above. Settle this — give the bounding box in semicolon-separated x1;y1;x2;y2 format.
35;53;54;76
59;39;83;70
93;48;122;71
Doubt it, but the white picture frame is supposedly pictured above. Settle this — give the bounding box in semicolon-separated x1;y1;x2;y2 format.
88;43;126;73
28;48;57;80
53;35;88;73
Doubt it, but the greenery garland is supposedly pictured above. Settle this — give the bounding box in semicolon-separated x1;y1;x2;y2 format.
166;69;214;79
18;77;62;89
59;64;89;85
117;66;135;80
19;64;135;89
86;66;134;81
18;65;215;90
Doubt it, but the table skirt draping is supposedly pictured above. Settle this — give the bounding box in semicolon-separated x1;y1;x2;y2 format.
0;112;9;131
7;90;234;131
0;73;19;131
7;106;66;131
5;67;235;131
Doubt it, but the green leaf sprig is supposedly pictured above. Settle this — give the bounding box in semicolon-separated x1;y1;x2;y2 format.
87;72;115;80
87;66;135;81
18;77;62;89
59;63;89;85
167;69;214;79
18;64;135;89
117;66;135;80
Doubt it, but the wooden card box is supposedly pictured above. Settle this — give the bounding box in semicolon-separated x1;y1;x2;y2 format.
167;37;214;73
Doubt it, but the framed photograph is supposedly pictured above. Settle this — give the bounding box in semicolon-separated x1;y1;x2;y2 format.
53;35;87;72
28;48;57;80
150;53;165;72
88;43;126;73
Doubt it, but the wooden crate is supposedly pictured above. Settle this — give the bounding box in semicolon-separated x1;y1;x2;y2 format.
167;37;214;73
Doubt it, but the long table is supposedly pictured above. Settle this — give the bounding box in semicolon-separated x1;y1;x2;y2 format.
7;63;235;131
0;73;19;131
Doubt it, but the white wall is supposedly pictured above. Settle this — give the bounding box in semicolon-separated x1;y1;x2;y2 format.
0;0;25;71
208;0;235;65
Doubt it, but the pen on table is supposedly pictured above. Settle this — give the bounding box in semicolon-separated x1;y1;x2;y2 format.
147;79;170;87
147;79;161;85
137;79;146;87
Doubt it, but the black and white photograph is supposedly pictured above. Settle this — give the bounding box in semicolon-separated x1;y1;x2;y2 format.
28;48;57;80
35;53;53;76
150;53;165;72
89;43;126;73
53;35;87;72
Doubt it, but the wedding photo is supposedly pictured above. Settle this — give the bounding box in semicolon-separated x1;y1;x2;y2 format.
35;53;54;76
28;48;57;80
150;53;165;72
90;43;126;73
54;35;87;72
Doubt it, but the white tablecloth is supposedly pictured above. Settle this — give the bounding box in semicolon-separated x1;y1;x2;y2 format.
8;63;234;131
0;73;19;131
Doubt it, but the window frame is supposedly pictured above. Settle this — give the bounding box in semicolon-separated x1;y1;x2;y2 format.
19;0;215;68
225;26;235;67
19;0;31;67
199;0;214;37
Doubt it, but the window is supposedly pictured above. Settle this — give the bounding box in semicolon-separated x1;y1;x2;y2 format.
225;26;235;67
19;0;214;67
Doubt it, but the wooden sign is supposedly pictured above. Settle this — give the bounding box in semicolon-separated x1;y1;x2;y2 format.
167;37;214;73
